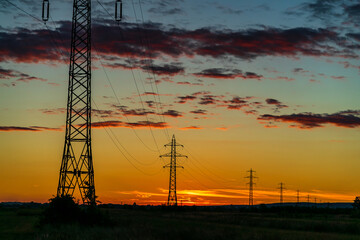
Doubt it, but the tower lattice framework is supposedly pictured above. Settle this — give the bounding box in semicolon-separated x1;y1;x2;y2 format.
57;0;95;205
245;168;257;206
278;182;285;205
160;135;187;206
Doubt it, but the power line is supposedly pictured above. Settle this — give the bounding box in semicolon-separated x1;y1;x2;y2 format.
175;137;235;183
94;0;164;152
134;0;170;140
93;100;163;175
4;0;42;22
92;45;161;153
98;0;170;141
44;1;163;170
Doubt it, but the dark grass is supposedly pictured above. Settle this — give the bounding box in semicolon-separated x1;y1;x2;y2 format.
1;206;360;240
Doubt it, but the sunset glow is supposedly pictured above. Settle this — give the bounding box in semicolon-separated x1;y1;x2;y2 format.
0;0;360;206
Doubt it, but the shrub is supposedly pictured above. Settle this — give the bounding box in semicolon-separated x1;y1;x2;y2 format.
41;195;113;226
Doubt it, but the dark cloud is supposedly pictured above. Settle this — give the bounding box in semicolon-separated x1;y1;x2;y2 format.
0;67;18;78
177;95;197;104
180;126;203;130
92;109;120;118
0;21;356;64
143;92;159;96
225;96;249;110
145;100;155;108
293;67;309;74
148;7;184;15
161;110;183;117
142;63;184;76
127;121;168;129
265;98;288;111
216;5;242;15
147;0;184;15
346;33;360;42
0;25;70;63
0;67;47;84
345;3;360;20
92;120;168;129
40;108;66;115
118;106;155;116
176;81;203;86
0;126;61;132
266;98;281;105
285;0;341;21
286;1;360;26
199;95;217;105
106;59;184;76
190;109;207;115
193;68;262;80
258;110;360;129
305;0;340;20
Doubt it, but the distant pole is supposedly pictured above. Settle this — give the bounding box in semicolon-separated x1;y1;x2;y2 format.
245;169;257;206
307;194;310;205
297;190;300;204
160;135;187;206
278;182;285;204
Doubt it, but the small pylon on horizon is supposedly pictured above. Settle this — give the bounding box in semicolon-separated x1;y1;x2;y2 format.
160;135;187;206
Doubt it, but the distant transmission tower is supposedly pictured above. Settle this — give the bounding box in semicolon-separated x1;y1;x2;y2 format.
55;0;121;205
245;169;257;206
160;135;187;206
278;182;285;204
297;189;300;204
307;194;310;205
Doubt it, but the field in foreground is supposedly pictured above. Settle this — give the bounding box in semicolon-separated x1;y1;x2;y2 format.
1;206;360;240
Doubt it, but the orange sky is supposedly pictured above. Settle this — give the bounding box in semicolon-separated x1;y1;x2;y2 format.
1;0;360;205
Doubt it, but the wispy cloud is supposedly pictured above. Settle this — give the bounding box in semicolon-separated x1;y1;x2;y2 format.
258;110;360;129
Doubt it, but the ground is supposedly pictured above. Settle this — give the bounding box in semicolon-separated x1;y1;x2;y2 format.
1;206;360;240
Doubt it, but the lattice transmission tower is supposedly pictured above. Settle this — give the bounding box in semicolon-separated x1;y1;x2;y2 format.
278;182;285;204
297;189;300;204
245;168;257;206
49;0;122;205
160;135;187;206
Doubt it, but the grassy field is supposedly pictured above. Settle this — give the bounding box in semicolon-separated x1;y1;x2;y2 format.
1;206;360;240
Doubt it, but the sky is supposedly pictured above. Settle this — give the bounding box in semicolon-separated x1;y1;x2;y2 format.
0;0;360;205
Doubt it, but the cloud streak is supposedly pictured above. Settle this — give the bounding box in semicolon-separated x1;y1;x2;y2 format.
1;21;357;65
0;126;61;132
193;68;262;80
258;110;360;129
92;120;168;129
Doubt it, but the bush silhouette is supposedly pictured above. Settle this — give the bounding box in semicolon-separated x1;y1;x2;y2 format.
41;195;113;226
353;197;360;209
42;195;81;224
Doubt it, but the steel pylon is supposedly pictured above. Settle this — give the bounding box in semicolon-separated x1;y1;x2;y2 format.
57;0;95;205
160;135;187;206
278;182;285;204
245;168;257;206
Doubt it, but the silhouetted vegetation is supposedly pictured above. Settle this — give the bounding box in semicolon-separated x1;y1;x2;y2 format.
40;195;113;226
1;203;360;240
353;197;360;209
